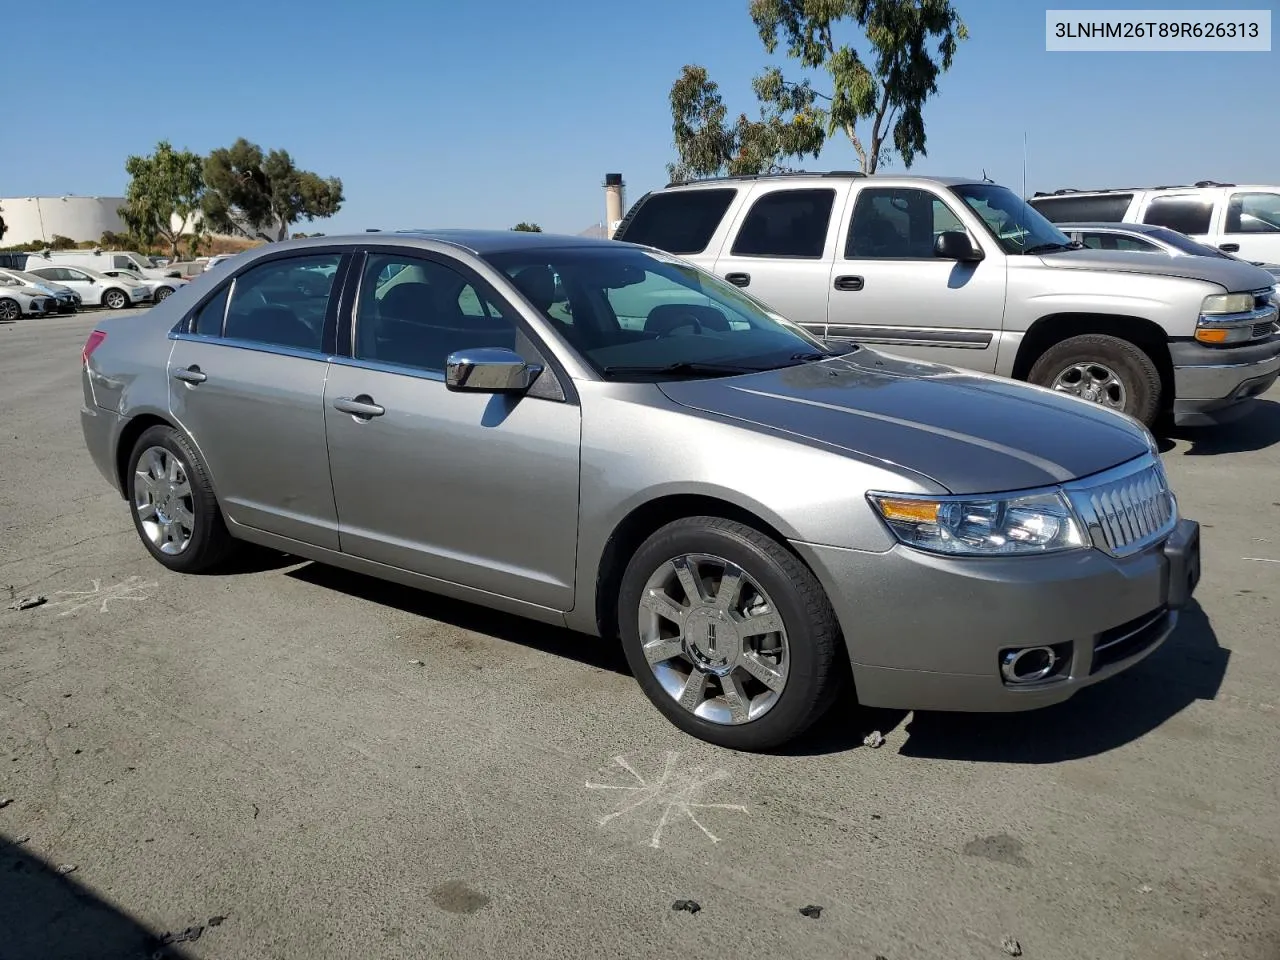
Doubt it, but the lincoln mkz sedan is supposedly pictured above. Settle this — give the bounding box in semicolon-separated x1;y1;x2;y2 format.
79;231;1202;750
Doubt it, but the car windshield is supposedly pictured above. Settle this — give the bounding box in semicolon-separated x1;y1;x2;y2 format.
1143;226;1230;258
951;183;1073;255
482;246;839;379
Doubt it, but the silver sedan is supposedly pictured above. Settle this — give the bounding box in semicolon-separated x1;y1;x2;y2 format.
79;231;1202;749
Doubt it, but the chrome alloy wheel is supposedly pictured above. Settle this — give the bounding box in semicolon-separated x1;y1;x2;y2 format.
133;446;195;555
1051;361;1127;409
637;553;789;725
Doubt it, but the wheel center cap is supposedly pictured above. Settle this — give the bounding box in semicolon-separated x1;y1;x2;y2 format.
684;608;738;675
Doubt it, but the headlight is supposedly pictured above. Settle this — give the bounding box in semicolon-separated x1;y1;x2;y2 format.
1200;292;1254;315
869;489;1087;557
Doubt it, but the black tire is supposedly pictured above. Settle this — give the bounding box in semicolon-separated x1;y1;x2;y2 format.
154;286;174;303
103;288;128;310
0;298;20;322
126;424;238;573
1027;333;1162;426
617;516;844;751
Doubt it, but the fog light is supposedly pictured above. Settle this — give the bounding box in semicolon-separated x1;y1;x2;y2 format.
1000;646;1060;684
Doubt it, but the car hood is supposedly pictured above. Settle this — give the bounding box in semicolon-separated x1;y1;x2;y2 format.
657;350;1151;495
1036;249;1276;291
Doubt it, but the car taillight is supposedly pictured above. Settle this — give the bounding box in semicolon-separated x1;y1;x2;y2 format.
82;330;107;365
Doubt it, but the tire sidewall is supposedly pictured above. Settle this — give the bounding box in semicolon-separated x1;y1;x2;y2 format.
1029;335;1160;425
618;520;834;751
126;425;219;573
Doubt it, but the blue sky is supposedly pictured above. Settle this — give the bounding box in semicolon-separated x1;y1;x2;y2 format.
3;0;1275;236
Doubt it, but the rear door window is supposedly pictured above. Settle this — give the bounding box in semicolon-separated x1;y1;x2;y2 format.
1029;194;1133;223
616;189;737;254
222;254;343;352
730;188;836;258
1141;196;1213;235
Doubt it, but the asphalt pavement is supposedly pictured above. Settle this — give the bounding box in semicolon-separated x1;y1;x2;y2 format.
2;310;1278;960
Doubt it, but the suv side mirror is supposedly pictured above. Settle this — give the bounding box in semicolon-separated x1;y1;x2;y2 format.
934;231;984;262
445;347;542;393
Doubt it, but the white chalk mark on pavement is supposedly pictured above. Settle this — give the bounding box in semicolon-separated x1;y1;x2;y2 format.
586;751;747;848
44;577;158;617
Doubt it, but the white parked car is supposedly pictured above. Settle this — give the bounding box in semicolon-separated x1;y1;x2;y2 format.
100;267;188;303
33;249;183;280
0;267;81;313
0;273;58;321
27;264;151;309
203;254;239;272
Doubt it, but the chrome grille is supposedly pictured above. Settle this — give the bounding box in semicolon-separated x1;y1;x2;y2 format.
1064;455;1177;558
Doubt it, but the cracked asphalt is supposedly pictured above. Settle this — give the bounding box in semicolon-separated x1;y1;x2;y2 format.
2;310;1279;959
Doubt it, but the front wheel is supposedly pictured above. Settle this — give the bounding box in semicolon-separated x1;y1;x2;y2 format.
154;286;174;303
126;425;238;573
0;298;20;322
103;288;129;310
1027;334;1162;426
617;517;844;751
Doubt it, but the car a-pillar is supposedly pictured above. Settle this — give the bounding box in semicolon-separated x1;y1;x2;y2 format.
1013;313;1173;427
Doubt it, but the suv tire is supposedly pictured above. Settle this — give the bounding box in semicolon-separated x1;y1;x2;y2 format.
617;516;844;751
1028;334;1161;426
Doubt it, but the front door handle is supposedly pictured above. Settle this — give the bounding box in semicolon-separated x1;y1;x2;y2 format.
1219;243;1240;252
724;272;751;288
834;275;864;292
172;365;207;384
333;395;385;419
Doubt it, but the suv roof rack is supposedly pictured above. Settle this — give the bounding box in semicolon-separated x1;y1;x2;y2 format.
664;170;868;188
1031;180;1237;198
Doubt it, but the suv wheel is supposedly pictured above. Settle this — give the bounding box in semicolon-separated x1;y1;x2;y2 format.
1027;334;1161;426
617;517;843;751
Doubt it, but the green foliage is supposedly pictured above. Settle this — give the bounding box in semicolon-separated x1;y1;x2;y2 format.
668;0;966;178
0;210;6;242
511;222;543;232
49;235;77;250
120;140;206;260
202;138;344;242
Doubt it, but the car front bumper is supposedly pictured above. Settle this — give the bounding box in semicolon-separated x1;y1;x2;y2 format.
1170;336;1280;426
792;518;1201;712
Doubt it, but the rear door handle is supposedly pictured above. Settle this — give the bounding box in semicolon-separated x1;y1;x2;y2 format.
834;275;864;292
332;395;385;419
1219;243;1240;252
724;272;751;288
172;365;207;384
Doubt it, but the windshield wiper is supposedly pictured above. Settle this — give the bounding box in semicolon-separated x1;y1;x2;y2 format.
601;360;762;379
1022;241;1081;255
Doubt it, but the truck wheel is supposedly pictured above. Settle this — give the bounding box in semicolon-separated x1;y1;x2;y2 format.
1028;334;1161;426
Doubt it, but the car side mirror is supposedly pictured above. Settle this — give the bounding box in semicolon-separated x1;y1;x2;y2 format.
934;231;984;262
445;347;542;393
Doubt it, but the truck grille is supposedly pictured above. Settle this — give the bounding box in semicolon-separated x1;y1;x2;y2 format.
1064;455;1177;558
1253;320;1277;339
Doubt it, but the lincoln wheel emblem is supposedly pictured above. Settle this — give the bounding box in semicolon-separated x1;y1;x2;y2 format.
705;622;717;654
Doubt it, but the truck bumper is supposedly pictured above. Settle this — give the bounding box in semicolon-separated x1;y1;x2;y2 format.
1170;336;1280;427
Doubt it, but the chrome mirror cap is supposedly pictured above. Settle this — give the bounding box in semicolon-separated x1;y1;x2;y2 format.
445;347;542;393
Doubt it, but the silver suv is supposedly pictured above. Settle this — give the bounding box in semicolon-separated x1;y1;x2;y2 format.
613;173;1280;428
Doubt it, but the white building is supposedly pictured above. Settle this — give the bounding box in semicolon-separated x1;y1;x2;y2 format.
0;196;128;246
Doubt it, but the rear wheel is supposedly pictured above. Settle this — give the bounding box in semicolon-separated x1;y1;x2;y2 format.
103;288;128;310
0;298;19;322
1027;333;1162;426
617;517;843;751
126;425;237;573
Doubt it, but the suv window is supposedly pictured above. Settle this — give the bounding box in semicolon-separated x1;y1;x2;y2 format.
1029;194;1133;223
191;286;231;337
616;189;737;255
222;254;342;351
1226;192;1280;234
1142;196;1213;235
730;188;835;258
846;187;965;259
354;253;517;372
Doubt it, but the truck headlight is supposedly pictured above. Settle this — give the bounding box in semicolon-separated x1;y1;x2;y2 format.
1200;292;1254;314
869;489;1087;556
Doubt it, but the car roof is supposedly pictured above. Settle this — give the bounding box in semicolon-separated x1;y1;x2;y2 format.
662;172;984;190
1058;222;1170;234
248;229;629;258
